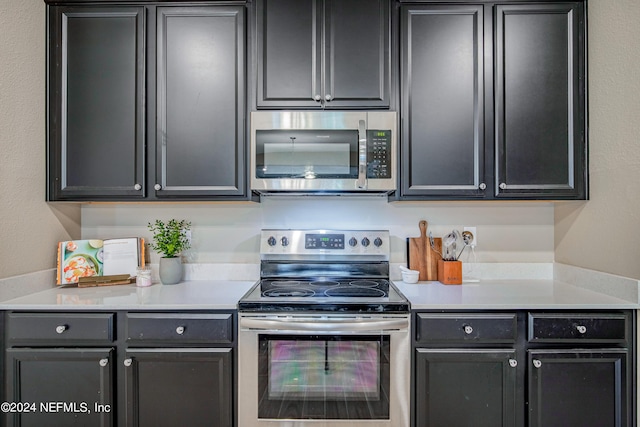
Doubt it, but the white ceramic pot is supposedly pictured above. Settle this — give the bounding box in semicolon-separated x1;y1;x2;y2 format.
159;256;182;285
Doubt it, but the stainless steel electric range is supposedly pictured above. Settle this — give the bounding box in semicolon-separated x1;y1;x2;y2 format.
238;229;410;427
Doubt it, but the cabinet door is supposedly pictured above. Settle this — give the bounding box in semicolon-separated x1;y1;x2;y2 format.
495;3;586;199
256;0;390;109
415;348;519;427
323;0;390;108
256;0;322;108
400;5;486;198
155;6;246;198
5;348;114;427
124;348;232;427
47;6;145;200
528;349;629;427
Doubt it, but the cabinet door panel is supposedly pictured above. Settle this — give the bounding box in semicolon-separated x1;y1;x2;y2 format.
495;3;586;198
256;0;321;108
6;348;114;427
48;7;145;200
401;5;485;198
415;349;518;427
324;0;390;108
528;349;629;427
156;7;245;197
124;348;232;427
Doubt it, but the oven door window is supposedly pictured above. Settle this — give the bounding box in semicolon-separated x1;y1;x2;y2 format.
255;130;358;179
258;335;390;420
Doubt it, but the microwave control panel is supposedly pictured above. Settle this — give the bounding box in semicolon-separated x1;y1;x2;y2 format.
366;130;391;179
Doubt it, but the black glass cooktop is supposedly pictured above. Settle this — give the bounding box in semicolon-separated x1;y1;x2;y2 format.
238;278;409;313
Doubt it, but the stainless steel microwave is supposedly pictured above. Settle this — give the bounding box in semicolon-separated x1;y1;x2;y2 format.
250;111;397;193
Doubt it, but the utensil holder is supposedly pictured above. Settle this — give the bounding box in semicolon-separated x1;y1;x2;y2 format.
438;260;462;285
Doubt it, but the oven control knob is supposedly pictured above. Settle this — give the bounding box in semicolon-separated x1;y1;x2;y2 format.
374;237;383;247
281;236;289;247
267;236;277;246
348;237;358;247
361;237;370;247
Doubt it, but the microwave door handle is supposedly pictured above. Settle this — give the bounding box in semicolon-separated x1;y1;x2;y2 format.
357;120;367;189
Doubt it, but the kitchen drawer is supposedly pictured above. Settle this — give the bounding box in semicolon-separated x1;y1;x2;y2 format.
126;313;233;345
528;313;628;343
415;313;518;344
6;312;114;344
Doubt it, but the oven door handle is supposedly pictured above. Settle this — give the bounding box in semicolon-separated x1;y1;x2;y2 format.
240;317;408;332
357;119;367;189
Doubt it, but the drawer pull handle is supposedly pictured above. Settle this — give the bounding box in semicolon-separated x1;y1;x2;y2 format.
533;359;542;369
576;325;587;334
55;325;67;334
463;325;473;335
509;359;517;368
124;358;132;367
99;358;109;367
176;326;185;335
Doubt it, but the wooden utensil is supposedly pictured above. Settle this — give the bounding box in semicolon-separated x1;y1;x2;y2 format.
408;220;441;281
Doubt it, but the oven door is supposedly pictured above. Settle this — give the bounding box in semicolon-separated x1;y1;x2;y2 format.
238;314;410;427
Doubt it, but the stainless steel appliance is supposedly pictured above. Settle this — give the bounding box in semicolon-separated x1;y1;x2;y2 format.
238;229;410;427
250;111;397;193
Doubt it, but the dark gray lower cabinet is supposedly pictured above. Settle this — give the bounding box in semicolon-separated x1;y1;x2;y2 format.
415;349;517;426
5;348;114;427
124;349;232;427
4;311;236;427
413;311;634;427
528;350;629;427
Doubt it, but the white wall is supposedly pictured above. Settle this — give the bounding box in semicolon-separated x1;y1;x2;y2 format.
0;1;81;280
82;199;554;265
555;0;640;280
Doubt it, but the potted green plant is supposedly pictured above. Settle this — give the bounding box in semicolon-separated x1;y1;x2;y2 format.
148;219;191;285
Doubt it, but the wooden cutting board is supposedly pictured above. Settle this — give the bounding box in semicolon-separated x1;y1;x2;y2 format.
407;220;442;281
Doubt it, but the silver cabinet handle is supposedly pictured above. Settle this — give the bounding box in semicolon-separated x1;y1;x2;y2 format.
325;94;332;101
499;183;507;190
576;325;587;334
533;359;542;368
134;184;142;191
99;358;109;367
124;358;132;367
479;183;487;190
314;94;321;101
176;326;185;335
154;184;162;191
55;325;67;334
509;359;518;368
463;325;473;335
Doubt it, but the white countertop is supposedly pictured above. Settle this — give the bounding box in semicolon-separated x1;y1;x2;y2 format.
0;277;637;311
394;279;639;310
0;280;257;311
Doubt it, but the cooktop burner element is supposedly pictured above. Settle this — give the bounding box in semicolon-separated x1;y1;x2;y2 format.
238;229;410;313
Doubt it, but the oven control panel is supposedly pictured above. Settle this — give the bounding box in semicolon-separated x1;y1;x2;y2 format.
261;229;389;257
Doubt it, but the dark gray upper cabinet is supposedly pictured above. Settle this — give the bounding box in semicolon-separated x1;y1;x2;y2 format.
46;4;248;201
256;0;391;109
47;6;146;201
400;2;586;200
495;3;586;199
401;4;486;198
154;6;246;198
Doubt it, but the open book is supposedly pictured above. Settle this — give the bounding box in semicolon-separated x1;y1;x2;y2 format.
56;238;145;285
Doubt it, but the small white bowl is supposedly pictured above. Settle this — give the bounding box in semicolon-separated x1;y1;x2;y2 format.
401;269;420;284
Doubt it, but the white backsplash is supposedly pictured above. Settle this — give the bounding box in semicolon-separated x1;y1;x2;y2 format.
81;198;555;265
